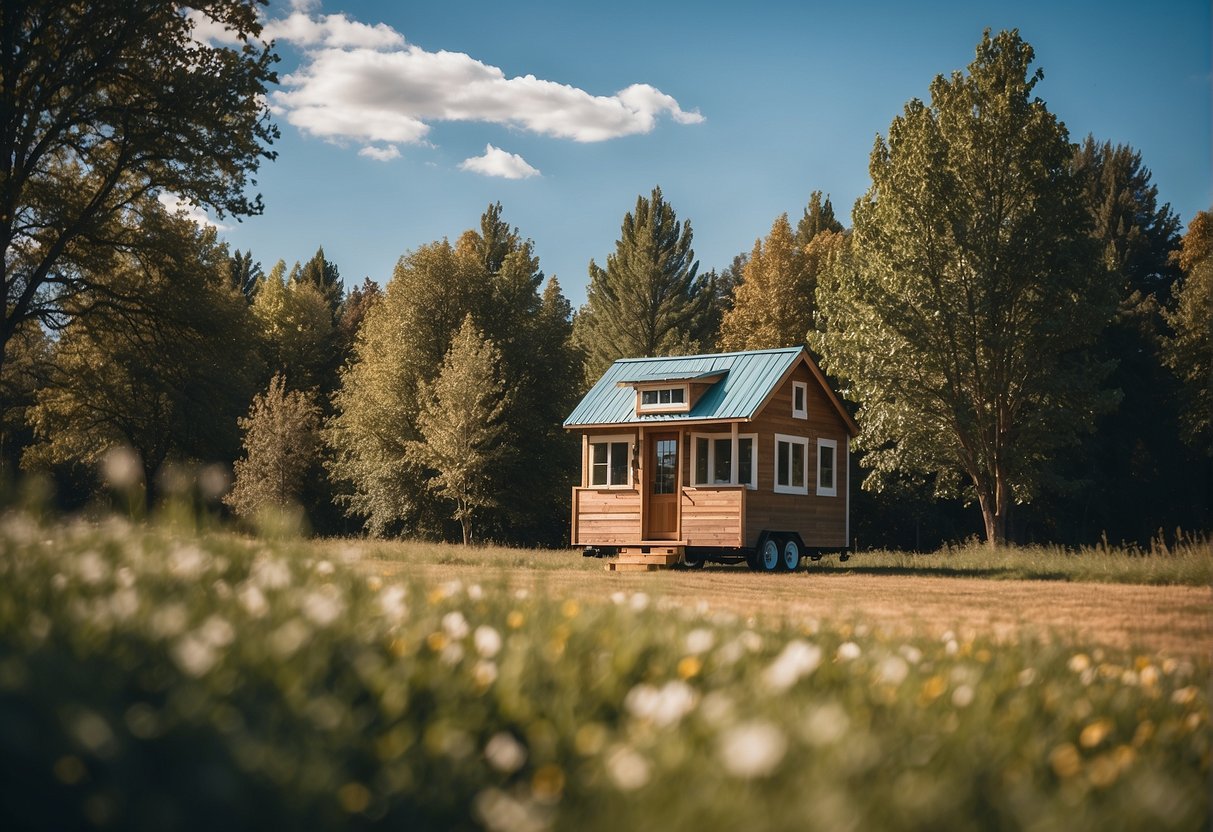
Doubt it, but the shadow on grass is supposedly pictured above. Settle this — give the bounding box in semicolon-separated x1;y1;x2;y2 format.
687;563;1073;581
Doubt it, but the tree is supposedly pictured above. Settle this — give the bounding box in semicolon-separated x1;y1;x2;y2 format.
251;261;334;392
810;30;1115;547
225;374;320;519
0;0;277;381
296;246;344;316
407;316;508;545
794;191;844;247
228;250;263;302
24;203;259;504
718;213;845;351
0;319;51;479
1163;210;1213;456
574;187;711;382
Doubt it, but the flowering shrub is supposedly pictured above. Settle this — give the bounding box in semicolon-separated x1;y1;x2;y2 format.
0;515;1208;830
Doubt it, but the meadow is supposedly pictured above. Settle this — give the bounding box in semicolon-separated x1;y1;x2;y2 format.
0;514;1208;831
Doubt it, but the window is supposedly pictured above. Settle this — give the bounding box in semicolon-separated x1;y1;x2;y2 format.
589;436;632;487
637;385;689;412
774;433;809;495
817;438;838;497
692;433;757;488
792;381;807;420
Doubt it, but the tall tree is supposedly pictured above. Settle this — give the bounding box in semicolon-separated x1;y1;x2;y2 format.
574;187;711;382
335;277;382;358
407;316;508;545
251;261;333;392
24;203;258;504
811;30;1114;546
718;213;845;351
228;250;263;302
225;374;320;520
296;246;343;316
1163;210;1213;457
0;0;277;380
794;191;844;247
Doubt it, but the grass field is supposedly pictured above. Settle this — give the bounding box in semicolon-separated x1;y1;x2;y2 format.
0;514;1208;830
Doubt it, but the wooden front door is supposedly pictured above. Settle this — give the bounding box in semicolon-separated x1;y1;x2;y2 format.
646;432;679;540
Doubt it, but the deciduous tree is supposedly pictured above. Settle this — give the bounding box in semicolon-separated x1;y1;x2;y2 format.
811;30;1114;546
1163;210;1213;456
251;261;333;392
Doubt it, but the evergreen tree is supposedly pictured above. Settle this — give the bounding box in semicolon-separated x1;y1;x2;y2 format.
335;278;383;358
1163;210;1213;457
225;374;321;520
574;187;711;382
407;316;508;545
297;246;344;316
251;262;334;392
811;30;1114;547
228;250;263;302
794;191;844;247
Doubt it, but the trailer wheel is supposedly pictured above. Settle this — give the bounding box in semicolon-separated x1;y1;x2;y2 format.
780;538;801;572
759;538;781;572
681;551;705;569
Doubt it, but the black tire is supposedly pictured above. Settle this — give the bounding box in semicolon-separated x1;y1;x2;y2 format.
758;537;781;573
780;538;801;572
681;551;706;569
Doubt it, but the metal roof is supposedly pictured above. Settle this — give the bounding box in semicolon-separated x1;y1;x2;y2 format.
564;347;804;427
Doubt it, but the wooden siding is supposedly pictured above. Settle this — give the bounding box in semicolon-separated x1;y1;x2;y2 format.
572;487;641;545
680;486;744;547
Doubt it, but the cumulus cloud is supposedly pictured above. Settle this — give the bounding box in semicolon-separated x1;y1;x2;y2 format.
459;144;540;179
265;8;703;160
157;192;229;230
358;144;401;161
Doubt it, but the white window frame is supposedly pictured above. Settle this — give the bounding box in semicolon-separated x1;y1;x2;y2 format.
816;437;838;497
588;434;634;489
773;433;809;495
792;381;808;420
635;384;691;414
690;432;758;489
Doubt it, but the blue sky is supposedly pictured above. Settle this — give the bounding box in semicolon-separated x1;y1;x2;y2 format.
207;0;1212;307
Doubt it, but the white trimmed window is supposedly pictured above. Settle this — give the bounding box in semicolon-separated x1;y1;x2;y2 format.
637;385;689;413
589;435;633;488
817;438;838;497
691;433;757;488
792;381;808;419
774;433;809;495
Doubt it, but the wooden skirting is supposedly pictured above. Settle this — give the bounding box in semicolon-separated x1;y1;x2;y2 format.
606;544;685;572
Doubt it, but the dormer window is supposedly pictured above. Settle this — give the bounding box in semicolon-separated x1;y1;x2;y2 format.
637;384;689;413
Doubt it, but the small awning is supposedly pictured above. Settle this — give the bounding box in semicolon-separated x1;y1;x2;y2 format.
615;369;728;387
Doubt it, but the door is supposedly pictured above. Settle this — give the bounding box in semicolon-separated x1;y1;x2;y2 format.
646;432;679;539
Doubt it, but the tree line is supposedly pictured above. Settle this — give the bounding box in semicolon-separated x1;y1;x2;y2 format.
1;6;1208;548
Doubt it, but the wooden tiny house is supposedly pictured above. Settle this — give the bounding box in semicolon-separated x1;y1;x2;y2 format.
564;347;859;571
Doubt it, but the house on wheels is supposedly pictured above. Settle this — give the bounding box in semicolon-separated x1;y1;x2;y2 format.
564;346;859;572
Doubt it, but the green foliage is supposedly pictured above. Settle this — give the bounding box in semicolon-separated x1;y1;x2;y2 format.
23;205;259;502
296;246;344;316
0;520;1207;831
228;251;263;302
0;321;51;478
327;205;578;542
574;187;712;382
225;375;321;521
0;0;277;375
812;30;1116;545
251;261;334;392
1162;210;1213;456
408;316;509;545
793;190;844;247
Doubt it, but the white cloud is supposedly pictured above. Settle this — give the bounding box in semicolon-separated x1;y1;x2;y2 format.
185;9;245;46
459;145;540;180
358;144;401;162
266;8;703;159
157;192;229;230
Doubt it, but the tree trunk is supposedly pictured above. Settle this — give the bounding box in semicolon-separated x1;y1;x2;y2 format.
460;516;471;546
976;474;1009;548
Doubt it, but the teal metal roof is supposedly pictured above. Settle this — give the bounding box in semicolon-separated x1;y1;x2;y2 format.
564;347;804;427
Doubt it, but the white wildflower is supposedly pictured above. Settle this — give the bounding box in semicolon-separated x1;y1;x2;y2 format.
625;681;698;728
269;619;309;658
150;603;188;639
484;733;527;773
114;566;135;588
101;446;142;490
474;625;502;658
441;643;465;666
699;691;735;725
1068;653;1091;673
473;788;549;832
302;584;345;627
718;721;788;779
198;615;234;648
468;584;484;601
513;589;529;600
629;592;649;611
606;746;651;791
378;585;408;622
898;644;923;665
952;685;975;708
740;631;763;653
108;587;139;621
1017;667;1038;687
315;560;334;576
802;702;850;746
684;628;716;655
250;557;291;590
76;551;108;585
442;611;470;640
836;641;861;661
173;633;218;677
610;591;626;605
238;584;269;618
168;545;208;579
876;655;910;686
944;640;959;656
473;659;498;687
763;640;823;692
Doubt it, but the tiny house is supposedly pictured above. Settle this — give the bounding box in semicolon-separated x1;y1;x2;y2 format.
564;346;859;571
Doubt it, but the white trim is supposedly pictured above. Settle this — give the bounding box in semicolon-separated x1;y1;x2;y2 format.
635;383;690;414
588;434;635;489
816;437;838;497
844;436;851;545
691;432;757;489
792;381;808;420
773;433;809;495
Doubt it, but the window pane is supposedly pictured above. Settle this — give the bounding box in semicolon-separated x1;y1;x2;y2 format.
713;438;731;483
792;442;805;488
739;438;753;485
794;385;805;412
777;441;789;486
642;390;657;405
659;389;670;404
820;445;834;489
654;439;677;494
671;387;685;403
695;437;708;484
610;442;629;485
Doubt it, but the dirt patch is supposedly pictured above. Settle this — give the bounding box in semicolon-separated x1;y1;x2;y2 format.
364;560;1212;658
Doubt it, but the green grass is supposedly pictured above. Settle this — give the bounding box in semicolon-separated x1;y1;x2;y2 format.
0;515;1208;831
